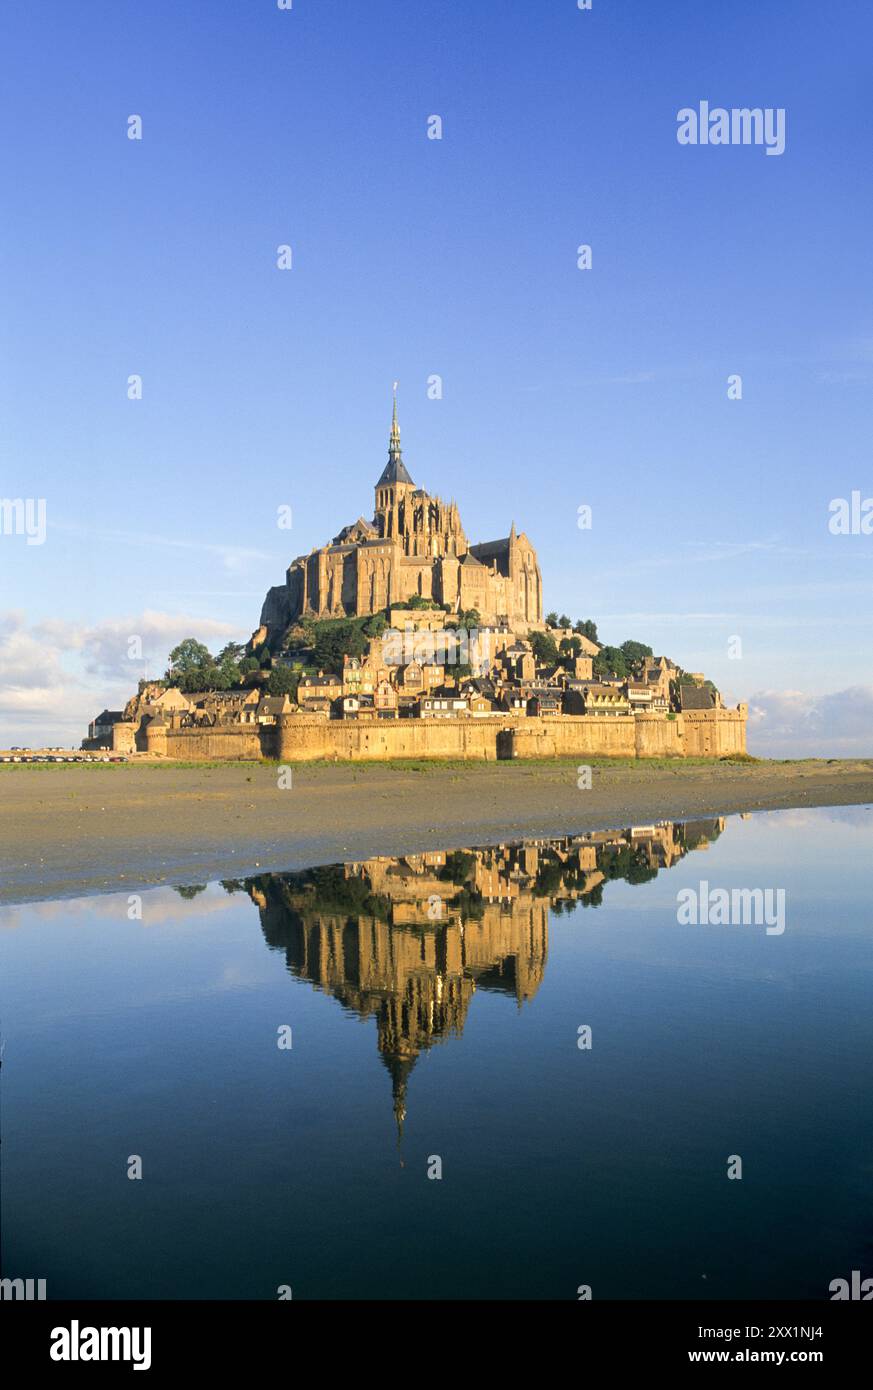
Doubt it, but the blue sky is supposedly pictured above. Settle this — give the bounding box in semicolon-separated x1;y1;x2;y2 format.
1;0;872;752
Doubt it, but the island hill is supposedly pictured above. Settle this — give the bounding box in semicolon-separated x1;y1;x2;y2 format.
84;402;747;763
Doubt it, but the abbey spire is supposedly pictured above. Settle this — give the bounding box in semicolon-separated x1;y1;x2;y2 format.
376;383;414;490
389;382;401;454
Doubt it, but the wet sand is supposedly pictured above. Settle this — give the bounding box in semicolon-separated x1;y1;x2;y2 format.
1;757;871;905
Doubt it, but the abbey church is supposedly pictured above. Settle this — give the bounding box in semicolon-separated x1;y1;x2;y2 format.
258;397;543;643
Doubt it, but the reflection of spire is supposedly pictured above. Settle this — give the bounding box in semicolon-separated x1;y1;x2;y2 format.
383;1051;417;1151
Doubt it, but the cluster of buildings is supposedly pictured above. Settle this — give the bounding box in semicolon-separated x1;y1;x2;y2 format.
87;632;721;749
290;615;721;723
87;683;293;748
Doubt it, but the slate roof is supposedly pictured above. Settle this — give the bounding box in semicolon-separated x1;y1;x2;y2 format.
679;684;716;710
376;455;414;487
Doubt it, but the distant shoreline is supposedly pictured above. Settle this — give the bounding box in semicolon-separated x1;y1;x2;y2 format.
1;757;871;907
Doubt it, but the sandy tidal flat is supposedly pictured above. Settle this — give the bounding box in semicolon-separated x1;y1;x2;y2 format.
1;757;872;905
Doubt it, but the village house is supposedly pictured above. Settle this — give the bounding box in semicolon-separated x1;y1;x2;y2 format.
679;683;721;712
564;683;632;717
176;689;261;726
642;656;676;709
299;671;342;703
568;655;595;680
342;654;379;696
300;696;332;718
373;677;398;716
458;678;496;716
496;688;529;715
526;687;562;717
466;693;493;716
341;693;376;720
536;664;569;689
257;693;293;724
626;680;654;713
395;658;443;696
417;693;470;719
87;709;124;743
500;641;537;683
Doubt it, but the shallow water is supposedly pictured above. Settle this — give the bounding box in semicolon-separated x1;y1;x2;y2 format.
2;806;872;1300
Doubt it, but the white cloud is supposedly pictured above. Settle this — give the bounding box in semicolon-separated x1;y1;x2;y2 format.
748;685;873;758
0;609;242;747
34;609;237;680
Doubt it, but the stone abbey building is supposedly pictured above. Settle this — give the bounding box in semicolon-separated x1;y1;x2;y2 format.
82;394;748;764
258;397;543;643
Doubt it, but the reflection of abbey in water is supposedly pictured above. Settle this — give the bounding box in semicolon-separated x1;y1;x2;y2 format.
229;820;722;1132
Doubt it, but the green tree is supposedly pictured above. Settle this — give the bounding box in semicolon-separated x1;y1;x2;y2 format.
457;608;480;629
166;638;211;682
574;619;599;643
403;595;441;610
545;611;559;628
267;666;300;699
216;642;245;665
593;646;629;679
312;619;368;671
217;656;242;688
530;630;559;665
558;636;582;669
558;613;572;629
206;663;233;691
620;640;653;666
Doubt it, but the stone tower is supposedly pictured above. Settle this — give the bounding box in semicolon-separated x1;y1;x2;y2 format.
374;387;415;540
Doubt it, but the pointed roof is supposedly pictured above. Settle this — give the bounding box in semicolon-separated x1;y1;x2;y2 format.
376;384;414;488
